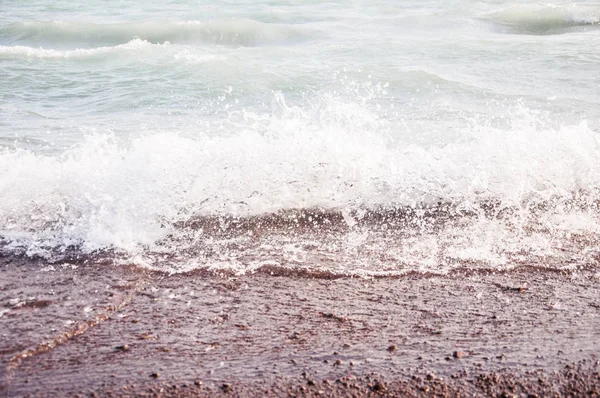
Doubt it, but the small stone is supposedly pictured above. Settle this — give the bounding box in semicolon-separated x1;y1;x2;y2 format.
426;373;435;381
371;381;386;392
334;359;342;366
115;344;130;352
194;380;202;386
221;383;231;392
387;344;398;352
453;350;466;359
150;372;160;378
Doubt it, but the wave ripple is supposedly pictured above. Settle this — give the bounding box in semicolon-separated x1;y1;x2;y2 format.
0;19;307;48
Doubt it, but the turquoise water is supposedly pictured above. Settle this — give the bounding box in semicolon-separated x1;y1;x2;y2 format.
1;1;600;274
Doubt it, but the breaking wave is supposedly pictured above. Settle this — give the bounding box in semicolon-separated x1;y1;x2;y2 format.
0;19;308;48
483;4;600;35
1;95;600;275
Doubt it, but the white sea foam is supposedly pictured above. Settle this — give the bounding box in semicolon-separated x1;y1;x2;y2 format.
1;94;599;274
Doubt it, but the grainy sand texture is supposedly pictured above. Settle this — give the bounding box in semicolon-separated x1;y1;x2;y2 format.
2;258;599;397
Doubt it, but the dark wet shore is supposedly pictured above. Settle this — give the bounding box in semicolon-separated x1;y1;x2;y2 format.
1;258;600;397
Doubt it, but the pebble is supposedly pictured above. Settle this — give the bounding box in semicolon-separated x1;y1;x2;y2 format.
371;381;386;391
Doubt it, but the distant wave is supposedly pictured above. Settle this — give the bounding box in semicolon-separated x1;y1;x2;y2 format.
0;39;227;63
483;4;600;35
0;39;161;59
0;19;308;48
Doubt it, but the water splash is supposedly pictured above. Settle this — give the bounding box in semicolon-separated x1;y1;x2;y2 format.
1;93;599;275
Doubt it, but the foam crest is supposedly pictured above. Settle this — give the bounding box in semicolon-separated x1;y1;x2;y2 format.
0;19;306;48
0;38;161;59
484;4;600;35
0;39;227;64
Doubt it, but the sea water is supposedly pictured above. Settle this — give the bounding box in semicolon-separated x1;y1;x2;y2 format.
1;0;599;275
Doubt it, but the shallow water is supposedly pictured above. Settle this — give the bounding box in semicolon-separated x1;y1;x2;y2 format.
1;1;599;275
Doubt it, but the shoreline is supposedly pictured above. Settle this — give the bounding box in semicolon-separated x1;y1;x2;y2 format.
1;258;600;396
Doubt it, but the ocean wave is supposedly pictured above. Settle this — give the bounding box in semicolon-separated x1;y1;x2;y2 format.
483;4;600;35
1;97;599;274
0;19;307;48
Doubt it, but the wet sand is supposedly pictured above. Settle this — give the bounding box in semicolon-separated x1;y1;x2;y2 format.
1;257;600;397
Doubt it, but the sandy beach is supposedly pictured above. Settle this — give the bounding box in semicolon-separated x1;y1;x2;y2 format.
2;0;600;396
2;257;599;397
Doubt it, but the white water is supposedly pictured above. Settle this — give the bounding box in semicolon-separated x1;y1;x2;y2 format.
1;1;600;275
